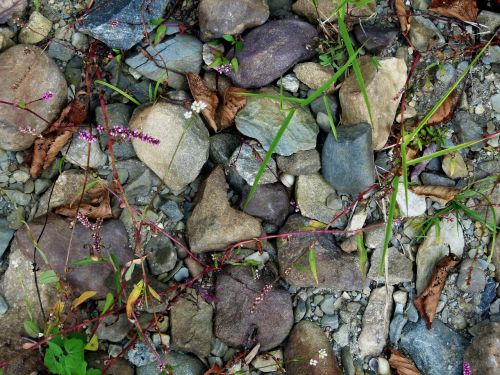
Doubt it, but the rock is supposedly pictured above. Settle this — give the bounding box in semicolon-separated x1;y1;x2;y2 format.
236;88;318;156
3;190;30;206
96;314;132;343
293;63;336;93
295;173;347;227
63;129;108;169
136;351;205;375
400;319;469;375
0;217;14;257
147;244;178;275
456;259;486;293
292;0;374;23
18;11;52;44
442;153;468;178
277;215;368;290
0;294;7;315
47;39;74;62
478;160;500;175
408;16;445;53
321;123;375;194
339;57;407;150
320;314;339;330
268;0;294;18
159;200;183;222
0;0;27;23
477;11;500;34
71;32;89;50
396;183;427;217
389;314;408;345
309;91;339;119
227;20;317;88
125;34;202;83
209;133;240;167
320;295;337;315
0;33;14;52
358;286;394;358
277;149;321;175
278;74;300;93
86;352;134;375
15;214;131;298
453;111;484;151
229;143;278;185
353;25;398;54
0;45;67;151
241;183;289;226
187;167;261;253
367;247;413;285
76;0;170;50
464;322;499;375
215;266;293;351
170;288;213;358
96;103;135;159
198;0;269;40
284;321;342;375
420;172;456;187
252;349;283;372
128;102;209;194
364;225;385;249
416;217;464;294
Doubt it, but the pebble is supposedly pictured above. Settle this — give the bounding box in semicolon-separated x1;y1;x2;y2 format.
229;143;277;185
278;74;300;93
19;11;52;44
0;294;8;315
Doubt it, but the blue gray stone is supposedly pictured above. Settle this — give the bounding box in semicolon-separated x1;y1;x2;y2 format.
77;0;171;50
400;319;469;375
321;123;375;194
96;103;135;159
420;172;456;187
160;200;183;222
389;314;408;345
0;294;8;315
453;111;484;151
354;25;398;55
136;351;205;375
47;39;74;62
320;314;339;330
209;133;240;167
477;278;497;318
0;217;14;258
241;183;290;226
408;16;445;52
227;20;317;88
229;143;277;185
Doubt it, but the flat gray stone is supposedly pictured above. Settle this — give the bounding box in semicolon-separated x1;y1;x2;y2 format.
368;247;413;285
229;143;277;185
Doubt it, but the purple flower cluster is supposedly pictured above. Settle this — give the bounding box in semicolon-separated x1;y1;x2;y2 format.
41;91;54;101
19;126;38;136
463;362;471;375
77;124;160;145
76;212;103;256
215;63;232;75
77;130;97;144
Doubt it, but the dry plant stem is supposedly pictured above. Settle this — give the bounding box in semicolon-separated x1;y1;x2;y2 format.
0;99;51;124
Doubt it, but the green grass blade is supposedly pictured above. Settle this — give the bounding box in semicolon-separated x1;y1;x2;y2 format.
308;246;319;285
356;233;367;279
378;176;399;275
243;109;296;208
95;80;142;106
401;127;409;213
323;95;337;139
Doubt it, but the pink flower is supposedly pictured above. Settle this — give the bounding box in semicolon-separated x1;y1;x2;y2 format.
41;91;54;100
77;130;97;144
463;362;471;375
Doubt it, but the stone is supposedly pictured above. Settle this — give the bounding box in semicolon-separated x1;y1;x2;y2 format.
320;314;339;330
320;295;337;315
63;129;108;169
0;33;14;52
136;351;205;375
236;88;318;156
187;167;261;253
293;62;336;93
420;172;456;187
3;190;30;206
160;200;183;222
18;11;52;44
464;322;499;375
128;102;209;194
292;0;374;23
170;288;213;358
209;133;240;167
453;111;484;151
277;215;368;290
339;57;407;150
367;247;413;285
364;225;385;249
408;16;445;53
198;0;269;40
0;0;27;23
47;39;74;62
477;11;500;34
15;214;131;298
147;244;178;275
0;217;14;257
96;314;132;343
284;321;342;375
416;217;464;294
309;91;339;119
125;34;203;83
71;32;89;50
295;173;347;227
278;74;300;93
396;183;427;217
358;286;394;358
241;183;290;226
353;25;398;55
442;153;468;178
276;149;321;175
77;0;170;50
95;103;135;159
86;352;134;375
389;314;408;345
215;266;293;351
252;349;283;372
321;123;376;194
456;259;486;293
0;45;67;151
0;295;7;315
400;319;469;375
227;20;317;88
229;143;277;185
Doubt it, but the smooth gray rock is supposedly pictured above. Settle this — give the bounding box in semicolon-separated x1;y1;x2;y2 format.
229;143;277;185
276;149;321;175
241;183;289;226
0;217;14;258
136;351;205;375
0;0;27;23
159;200;183;222
420;172;456;187
96;103;135;159
453;111;484;151
400;319;469;375
215;266;293;351
0;45;67;151
354;25;398;54
464;322;500;375
236;88;318;156
389;314;408;345
63;128;108;169
408;16;445;52
227;20;317;88
367;247;413;285
321;123;375;194
309;91;339;119
77;0;171;50
198;0;269;40
96;314;132;343
456;259;486;293
147;244;178;275
47;39;74;62
209;133;240;167
0;294;8;315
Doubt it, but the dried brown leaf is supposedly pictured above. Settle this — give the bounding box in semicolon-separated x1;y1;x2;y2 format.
186;72;219;132
204;365;225;375
219;87;247;130
389;350;422;375
395;0;410;34
55;182;112;219
410;185;459;206
427;90;460;126
429;0;478;22
406;147;419;161
414;255;460;328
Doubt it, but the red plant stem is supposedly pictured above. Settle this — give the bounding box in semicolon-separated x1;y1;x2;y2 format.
0;100;50;124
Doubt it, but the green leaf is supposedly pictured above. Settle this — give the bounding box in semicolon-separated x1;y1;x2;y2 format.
84;335;99;351
95;80;142;106
308;247;319;285
235;40;244;51
292;262;309;273
230;57;239;71
72;257;104;266
44;342;64;374
39;270;59;284
323;95;337;139
222;34;235;42
87;369;102;375
378;177;399;275
101;292;114;314
24;319;40;338
149;17;165;26
401;127;409;214
154;25;167;45
124;262;135;281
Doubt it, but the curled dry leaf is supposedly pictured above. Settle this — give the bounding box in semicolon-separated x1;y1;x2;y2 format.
55;181;113;219
410;185;459;206
389;350;422;375
395;0;411;34
204;365;225;375
428;0;478;22
427;90;461;126
220;87;247;130
406;146;419;161
186;72;219;132
414;255;460;328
